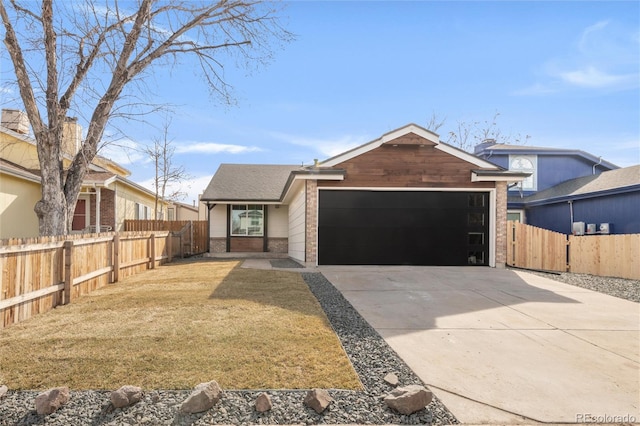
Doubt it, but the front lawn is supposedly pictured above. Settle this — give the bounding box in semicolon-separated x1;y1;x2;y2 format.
0;260;362;391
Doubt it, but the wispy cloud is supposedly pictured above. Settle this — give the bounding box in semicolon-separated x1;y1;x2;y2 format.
269;131;370;158
514;19;639;96
559;66;638;89
175;142;262;154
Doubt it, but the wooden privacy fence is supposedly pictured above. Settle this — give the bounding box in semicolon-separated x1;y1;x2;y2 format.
507;221;640;280
0;231;171;329
124;220;207;255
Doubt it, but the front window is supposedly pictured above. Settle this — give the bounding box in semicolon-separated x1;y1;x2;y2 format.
509;155;537;191
231;204;264;236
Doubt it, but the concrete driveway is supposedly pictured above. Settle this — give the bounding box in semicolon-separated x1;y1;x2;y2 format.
319;266;639;424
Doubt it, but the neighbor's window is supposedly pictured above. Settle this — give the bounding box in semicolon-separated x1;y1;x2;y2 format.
509;155;537;191
231;204;264;236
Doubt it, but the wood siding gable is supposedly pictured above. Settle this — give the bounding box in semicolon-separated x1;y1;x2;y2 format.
321;137;495;189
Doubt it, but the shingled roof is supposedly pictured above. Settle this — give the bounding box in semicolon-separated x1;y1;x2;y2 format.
201;164;303;202
519;165;640;205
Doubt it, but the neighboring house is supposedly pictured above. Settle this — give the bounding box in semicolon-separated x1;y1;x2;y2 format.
509;165;640;235
474;141;639;234
201;123;528;267
0;109;168;239
167;201;199;221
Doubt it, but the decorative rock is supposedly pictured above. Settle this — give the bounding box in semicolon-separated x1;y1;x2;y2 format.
35;387;70;415
304;388;333;414
110;385;143;408
179;380;222;414
384;384;433;415
0;385;8;399
255;392;272;412
383;372;399;387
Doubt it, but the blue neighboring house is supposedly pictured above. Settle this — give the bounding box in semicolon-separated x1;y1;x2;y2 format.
474;141;640;235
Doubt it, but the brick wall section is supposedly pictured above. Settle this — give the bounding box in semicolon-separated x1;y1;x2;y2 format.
305;180;317;264
89;188;116;229
210;237;227;253
495;181;507;268
267;238;288;253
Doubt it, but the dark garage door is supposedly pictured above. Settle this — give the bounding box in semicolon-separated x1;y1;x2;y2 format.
318;190;489;266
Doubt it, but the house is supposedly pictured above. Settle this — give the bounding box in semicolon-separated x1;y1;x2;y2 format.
167;201;199;221
473;141;639;234
0;109;169;239
201;124;529;267
509;165;640;235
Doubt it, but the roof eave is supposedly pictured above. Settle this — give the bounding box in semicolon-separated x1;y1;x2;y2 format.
522;184;640;206
471;170;531;182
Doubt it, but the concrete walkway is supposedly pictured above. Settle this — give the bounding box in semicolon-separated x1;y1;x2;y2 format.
317;266;640;424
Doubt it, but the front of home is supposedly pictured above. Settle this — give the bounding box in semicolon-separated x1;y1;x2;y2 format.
201;124;528;267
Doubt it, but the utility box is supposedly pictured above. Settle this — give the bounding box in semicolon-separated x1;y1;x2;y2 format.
572;222;585;236
599;223;611;234
586;223;597;235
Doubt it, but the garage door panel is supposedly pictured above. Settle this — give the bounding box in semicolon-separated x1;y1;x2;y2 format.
318;190;489;266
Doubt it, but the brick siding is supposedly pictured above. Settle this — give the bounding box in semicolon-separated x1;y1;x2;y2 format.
495;182;507;268
305;180;317;264
267;238;288;253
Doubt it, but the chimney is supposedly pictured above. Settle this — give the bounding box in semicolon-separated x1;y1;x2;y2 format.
62;116;82;157
474;138;497;154
1;109;30;134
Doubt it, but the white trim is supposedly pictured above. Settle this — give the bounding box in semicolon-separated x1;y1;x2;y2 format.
471;171;529;182
293;173;344;181
320;123;501;170
315;186;497;267
317;186;491;192
0;165;41;183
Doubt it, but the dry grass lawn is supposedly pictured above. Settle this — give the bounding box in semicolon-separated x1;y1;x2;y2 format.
0;260;362;391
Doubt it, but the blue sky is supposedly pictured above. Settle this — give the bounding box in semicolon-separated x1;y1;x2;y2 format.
6;1;640;205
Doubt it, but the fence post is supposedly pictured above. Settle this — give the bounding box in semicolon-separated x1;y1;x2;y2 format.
113;234;120;283
167;232;173;263
63;240;73;305
150;234;156;269
190;220;194;255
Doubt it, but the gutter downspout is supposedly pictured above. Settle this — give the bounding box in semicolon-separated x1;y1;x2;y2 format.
592;156;602;175
568;200;574;233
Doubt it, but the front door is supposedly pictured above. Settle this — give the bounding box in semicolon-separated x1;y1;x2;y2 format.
72;199;87;231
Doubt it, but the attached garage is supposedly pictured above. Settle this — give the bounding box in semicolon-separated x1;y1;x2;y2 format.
318;190;490;266
203;123;528;267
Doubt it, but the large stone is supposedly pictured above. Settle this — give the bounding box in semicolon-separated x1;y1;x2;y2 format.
110;385;143;408
35;387;70;415
255;392;272;412
304;388;333;414
179;381;222;414
384;384;433;415
0;385;8;399
384;372;399;387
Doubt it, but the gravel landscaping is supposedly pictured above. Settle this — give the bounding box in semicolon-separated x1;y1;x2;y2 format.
518;269;640;303
0;272;458;426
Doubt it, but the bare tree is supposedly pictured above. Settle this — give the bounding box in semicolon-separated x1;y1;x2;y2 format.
1;0;291;235
425;111;446;134
143;118;190;218
426;111;530;152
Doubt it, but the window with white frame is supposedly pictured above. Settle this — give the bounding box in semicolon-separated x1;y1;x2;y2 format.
231;204;264;236
509;155;537;191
